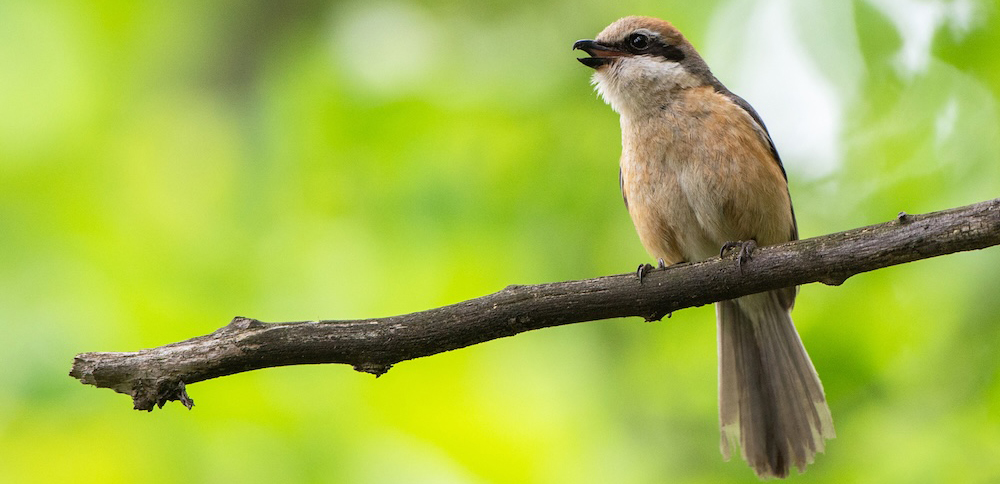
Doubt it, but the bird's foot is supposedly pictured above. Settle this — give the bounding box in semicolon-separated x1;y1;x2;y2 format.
720;240;757;274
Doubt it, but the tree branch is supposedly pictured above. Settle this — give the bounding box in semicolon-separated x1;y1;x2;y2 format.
70;198;1000;411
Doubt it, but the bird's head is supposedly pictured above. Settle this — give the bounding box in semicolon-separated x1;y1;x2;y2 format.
574;16;714;116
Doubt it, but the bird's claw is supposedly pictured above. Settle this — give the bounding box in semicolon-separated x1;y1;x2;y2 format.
636;263;654;283
721;240;757;274
637;259;668;283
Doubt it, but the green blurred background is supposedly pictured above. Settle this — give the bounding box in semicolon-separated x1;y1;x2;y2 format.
2;0;999;482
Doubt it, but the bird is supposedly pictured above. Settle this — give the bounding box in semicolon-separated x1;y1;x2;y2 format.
573;16;834;478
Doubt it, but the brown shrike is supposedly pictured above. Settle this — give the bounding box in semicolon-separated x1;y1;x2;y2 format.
574;16;834;478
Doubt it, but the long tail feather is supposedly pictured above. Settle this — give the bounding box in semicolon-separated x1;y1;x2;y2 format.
717;291;834;478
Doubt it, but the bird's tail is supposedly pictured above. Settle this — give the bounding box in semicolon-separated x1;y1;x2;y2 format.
717;291;834;478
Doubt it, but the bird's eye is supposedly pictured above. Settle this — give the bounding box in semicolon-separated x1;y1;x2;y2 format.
628;33;650;50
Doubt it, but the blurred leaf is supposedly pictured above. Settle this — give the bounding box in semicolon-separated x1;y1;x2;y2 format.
2;1;999;483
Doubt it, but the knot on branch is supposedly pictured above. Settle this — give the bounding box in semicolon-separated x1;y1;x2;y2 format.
132;379;195;411
353;362;393;377
644;310;672;322
214;316;265;335
818;273;851;286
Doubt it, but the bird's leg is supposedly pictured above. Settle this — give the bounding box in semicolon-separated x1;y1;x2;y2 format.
720;239;757;274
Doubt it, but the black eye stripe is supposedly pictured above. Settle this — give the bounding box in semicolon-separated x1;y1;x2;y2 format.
619;32;686;63
656;44;685;62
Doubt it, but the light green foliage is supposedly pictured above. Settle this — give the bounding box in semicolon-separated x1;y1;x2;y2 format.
1;1;998;482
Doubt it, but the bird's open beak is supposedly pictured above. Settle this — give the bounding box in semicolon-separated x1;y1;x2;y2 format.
573;39;625;69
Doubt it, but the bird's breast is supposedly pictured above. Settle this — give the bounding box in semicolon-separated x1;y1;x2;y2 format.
620;128;718;264
618;88;794;264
